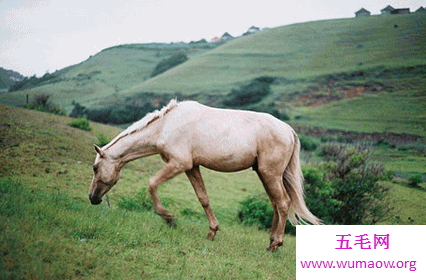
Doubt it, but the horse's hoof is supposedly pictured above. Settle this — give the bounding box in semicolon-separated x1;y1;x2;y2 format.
165;217;176;228
267;241;282;252
206;230;217;241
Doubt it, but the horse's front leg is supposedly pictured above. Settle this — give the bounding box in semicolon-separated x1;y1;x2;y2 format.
148;160;186;224
185;166;219;240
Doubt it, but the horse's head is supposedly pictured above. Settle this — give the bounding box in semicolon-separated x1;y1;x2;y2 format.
89;144;121;205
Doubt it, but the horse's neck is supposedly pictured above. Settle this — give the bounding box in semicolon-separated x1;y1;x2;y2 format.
108;120;162;165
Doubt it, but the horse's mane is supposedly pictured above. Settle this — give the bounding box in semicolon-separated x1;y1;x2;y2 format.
103;99;179;150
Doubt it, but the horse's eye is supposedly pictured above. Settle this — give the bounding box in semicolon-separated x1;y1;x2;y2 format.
93;166;98;173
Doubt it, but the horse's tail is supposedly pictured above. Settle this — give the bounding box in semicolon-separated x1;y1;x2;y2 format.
283;130;322;225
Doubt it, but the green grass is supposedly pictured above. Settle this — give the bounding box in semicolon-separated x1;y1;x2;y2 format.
0;43;217;112
0;178;296;279
125;14;426;96
0;102;425;278
0;104;297;279
2;14;425;115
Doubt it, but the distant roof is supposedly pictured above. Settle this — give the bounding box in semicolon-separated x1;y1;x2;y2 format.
248;26;260;30
416;6;425;12
381;5;395;12
355;8;370;14
221;32;233;39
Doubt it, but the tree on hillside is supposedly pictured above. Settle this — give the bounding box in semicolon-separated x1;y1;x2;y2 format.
151;51;188;78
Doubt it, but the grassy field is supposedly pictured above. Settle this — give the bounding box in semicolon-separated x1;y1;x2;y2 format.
1;13;426;278
0;42;218;112
291;77;426;137
124;14;426;96
1;100;425;278
1;14;425;114
0;104;297;279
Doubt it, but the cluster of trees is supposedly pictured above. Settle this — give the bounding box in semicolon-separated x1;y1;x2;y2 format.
223;76;289;120
151;51;188;78
70;101;158;125
9;72;59;92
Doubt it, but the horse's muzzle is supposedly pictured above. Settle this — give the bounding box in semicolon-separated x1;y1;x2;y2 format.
89;194;102;205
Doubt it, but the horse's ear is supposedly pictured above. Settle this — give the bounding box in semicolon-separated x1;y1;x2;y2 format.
94;144;105;158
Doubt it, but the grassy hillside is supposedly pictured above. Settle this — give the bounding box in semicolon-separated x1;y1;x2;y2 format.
0;104;296;279
125;14;426;95
1;103;425;278
0;42;217;111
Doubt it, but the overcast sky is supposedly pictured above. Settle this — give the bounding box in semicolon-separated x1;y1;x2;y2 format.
1;0;424;77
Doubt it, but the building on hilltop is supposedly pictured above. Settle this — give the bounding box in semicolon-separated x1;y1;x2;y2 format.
415;6;426;14
381;5;395;15
355;8;371;17
243;26;261;36
221;32;234;40
391;8;410;15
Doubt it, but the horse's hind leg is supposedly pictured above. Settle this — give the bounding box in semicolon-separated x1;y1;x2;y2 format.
256;170;279;245
257;169;291;252
185;166;219;240
148;160;186;224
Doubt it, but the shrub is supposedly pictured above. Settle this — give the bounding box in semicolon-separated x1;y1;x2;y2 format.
299;135;319;151
247;103;290;121
239;193;274;230
70;101;158;125
68;117;92;131
23;94;65;116
223;80;271;107
238;144;394;231
96;133;112;147
313;144;393;224
69;101;88;118
151;51;188;77
408;174;423;188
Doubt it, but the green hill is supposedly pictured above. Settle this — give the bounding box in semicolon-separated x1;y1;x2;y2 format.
0;103;298;278
0;42;217;111
1;14;425;137
1;101;425;278
0;67;24;91
124;14;426;95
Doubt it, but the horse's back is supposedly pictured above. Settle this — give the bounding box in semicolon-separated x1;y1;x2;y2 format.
160;101;295;172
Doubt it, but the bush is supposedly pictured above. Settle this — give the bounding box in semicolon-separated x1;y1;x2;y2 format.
239;193;274;230
23;94;65;116
69;101;88;118
151;51;188;77
238;144;394;231
70;101;158;125
408;174;423;188
247;103;290;121
68;117;91;131
313;144;393;224
96;133;112;147
223;80;271;107
299;135;319;151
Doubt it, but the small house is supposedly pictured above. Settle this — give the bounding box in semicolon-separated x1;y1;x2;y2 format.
355;8;371;17
221;32;234;40
243;26;261;36
391;8;410;15
381;5;395;15
415;6;426;14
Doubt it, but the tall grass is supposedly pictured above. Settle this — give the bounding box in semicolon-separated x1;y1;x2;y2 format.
0;177;296;279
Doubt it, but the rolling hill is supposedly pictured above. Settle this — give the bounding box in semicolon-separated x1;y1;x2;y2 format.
123;14;426;95
1;14;425;137
0;42;218;111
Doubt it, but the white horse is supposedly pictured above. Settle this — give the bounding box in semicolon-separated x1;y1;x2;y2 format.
89;100;320;251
